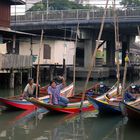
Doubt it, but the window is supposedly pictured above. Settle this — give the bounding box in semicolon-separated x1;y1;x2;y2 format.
43;44;51;59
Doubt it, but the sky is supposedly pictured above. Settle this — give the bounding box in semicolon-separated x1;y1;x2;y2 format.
11;0;122;15
83;0;121;6
11;0;40;15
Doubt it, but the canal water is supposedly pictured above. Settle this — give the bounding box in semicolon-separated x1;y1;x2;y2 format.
0;79;140;140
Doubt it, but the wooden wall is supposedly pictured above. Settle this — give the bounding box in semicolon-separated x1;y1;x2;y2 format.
0;1;10;28
0;54;32;70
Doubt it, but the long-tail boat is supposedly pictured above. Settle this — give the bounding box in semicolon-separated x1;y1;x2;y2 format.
0;83;74;110
26;83;116;114
87;84;123;114
88;84;140;115
87;96;122;114
120;98;140;119
26;95;95;114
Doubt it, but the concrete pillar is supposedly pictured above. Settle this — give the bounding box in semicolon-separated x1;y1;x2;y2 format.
106;40;115;66
76;41;84;67
10;70;15;89
19;72;23;85
12;34;16;54
121;36;129;66
28;70;31;79
84;39;96;68
84;39;92;68
50;66;54;81
122;42;128;66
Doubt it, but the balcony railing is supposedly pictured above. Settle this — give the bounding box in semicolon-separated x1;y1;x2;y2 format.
11;8;140;23
0;54;32;70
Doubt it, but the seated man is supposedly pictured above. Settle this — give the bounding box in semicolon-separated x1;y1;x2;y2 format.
123;91;136;102
48;76;69;107
98;83;109;94
130;85;139;94
23;78;37;98
90;82;109;95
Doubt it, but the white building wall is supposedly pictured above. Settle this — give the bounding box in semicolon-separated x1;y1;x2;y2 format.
19;38;75;65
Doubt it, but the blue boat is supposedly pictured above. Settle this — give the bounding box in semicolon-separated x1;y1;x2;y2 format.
87;95;121;114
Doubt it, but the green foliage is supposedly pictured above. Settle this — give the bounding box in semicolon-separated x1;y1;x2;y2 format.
120;0;140;7
29;0;88;11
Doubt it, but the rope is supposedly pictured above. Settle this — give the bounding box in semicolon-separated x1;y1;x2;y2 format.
80;0;110;111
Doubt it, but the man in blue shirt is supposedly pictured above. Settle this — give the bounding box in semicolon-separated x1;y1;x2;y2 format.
48;76;69;106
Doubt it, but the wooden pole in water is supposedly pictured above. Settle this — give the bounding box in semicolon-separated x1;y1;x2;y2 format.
113;0;120;94
138;26;140;36
121;53;129;96
63;27;67;80
80;0;109;111
36;29;44;98
30;37;33;78
73;23;79;95
63;58;66;80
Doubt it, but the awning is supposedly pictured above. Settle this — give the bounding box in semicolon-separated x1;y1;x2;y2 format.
0;27;37;37
9;0;25;5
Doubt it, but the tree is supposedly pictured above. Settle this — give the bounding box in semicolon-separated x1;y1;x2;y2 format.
28;0;88;11
120;0;140;7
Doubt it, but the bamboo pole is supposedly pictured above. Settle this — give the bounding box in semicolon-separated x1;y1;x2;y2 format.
36;29;44;98
63;26;67;80
80;0;109;111
113;0;120;94
73;23;79;95
121;53;129;96
138;26;140;36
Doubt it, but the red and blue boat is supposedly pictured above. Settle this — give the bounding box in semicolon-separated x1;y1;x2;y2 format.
0;83;74;110
26;96;95;114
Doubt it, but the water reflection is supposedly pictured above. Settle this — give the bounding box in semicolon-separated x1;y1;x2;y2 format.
0;109;140;140
0;109;121;140
117;118;140;140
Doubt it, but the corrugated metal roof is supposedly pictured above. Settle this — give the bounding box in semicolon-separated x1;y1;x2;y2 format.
0;27;37;36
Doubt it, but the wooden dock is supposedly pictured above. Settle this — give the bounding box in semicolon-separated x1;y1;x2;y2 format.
68;65;140;79
68;67;109;79
0;54;32;88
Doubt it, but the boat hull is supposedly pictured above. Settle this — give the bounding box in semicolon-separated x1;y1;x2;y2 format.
27;97;95;114
87;96;121;114
0;83;74;110
0;97;49;110
121;101;140;119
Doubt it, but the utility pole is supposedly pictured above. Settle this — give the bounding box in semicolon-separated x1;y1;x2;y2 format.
47;0;49;14
42;0;49;13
